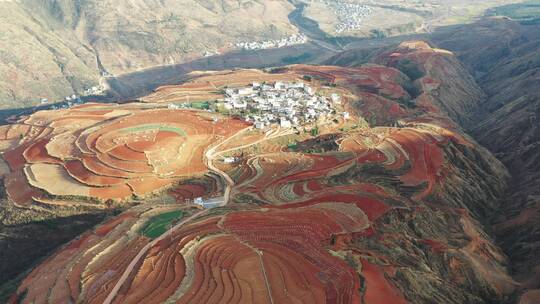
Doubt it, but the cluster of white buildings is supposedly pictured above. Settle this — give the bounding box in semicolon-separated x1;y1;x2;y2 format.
220;81;345;129
83;85;105;96
40;85;104;110
325;1;373;33
235;34;307;50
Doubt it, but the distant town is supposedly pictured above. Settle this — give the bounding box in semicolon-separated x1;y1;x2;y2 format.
234;34;308;50
324;0;373;33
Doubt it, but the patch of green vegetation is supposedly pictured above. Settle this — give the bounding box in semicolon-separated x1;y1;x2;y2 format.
141;210;184;238
397;96;417;109
287;142;298;150
120;124;186;136
303;147;325;154
234;193;267;205
0;278;26;304
401;79;422;99
37;219;60;230
310;126;319;137
396;59;425;81
370;29;387;39
486;0;540;23
190;101;210;110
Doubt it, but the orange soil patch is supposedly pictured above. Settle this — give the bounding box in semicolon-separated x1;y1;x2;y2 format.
89;184;134;200
4;169;44;206
169;183;211;202
127;177;176;197
391;129;444;199
81;154;138;179
108;145;147;162
23;138;62;164
46;132;82;159
360;260;408;304
95;152;155;173
3;144;30;171
64;160;126;187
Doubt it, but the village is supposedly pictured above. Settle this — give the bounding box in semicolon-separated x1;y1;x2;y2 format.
324;0;373;33
218;80;347;129
234;33;308;50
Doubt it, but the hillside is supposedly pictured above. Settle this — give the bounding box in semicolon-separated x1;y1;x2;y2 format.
302;0;522;38
0;0;529;109
2;42;520;304
431;17;540;303
0;0;297;108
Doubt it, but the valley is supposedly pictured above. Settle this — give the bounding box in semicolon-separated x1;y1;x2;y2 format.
0;0;524;109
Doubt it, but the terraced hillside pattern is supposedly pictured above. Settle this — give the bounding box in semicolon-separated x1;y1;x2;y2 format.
0;103;249;207
2;40;528;304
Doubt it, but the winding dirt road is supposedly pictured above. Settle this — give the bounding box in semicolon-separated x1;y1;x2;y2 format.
103;124;294;303
102;208;210;304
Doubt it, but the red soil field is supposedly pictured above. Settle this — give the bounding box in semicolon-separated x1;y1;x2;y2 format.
23;138;62;164
64;160;126;186
169;183;211;202
0;103;249;205
4;169;45;206
360;260;408;304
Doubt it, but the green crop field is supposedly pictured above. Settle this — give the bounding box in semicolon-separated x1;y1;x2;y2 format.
120;124;187;136
190;101;210;110
141;210;184;238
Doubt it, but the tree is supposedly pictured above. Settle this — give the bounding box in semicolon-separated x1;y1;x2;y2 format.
310;126;319;137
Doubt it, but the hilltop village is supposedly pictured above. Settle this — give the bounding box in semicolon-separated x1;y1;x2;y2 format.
219;81;346;129
325;0;373;33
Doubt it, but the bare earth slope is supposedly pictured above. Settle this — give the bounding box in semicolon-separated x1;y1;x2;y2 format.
431;17;540;303
0;0;297;107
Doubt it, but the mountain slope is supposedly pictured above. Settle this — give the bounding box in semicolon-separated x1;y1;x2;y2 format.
0;0;297;108
431;16;540;303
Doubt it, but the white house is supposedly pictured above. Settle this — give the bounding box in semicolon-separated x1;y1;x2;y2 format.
275;81;286;90
223;157;237;164
233;100;247;109
331;93;341;104
238;87;254;95
194;197;223;209
280;117;292;128
255;121;265;129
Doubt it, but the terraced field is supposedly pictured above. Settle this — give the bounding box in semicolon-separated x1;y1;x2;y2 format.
0;103;249;207
141;210;184;238
7;42;517;304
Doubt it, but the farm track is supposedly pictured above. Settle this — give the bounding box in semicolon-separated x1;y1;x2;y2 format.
102;209;210;304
